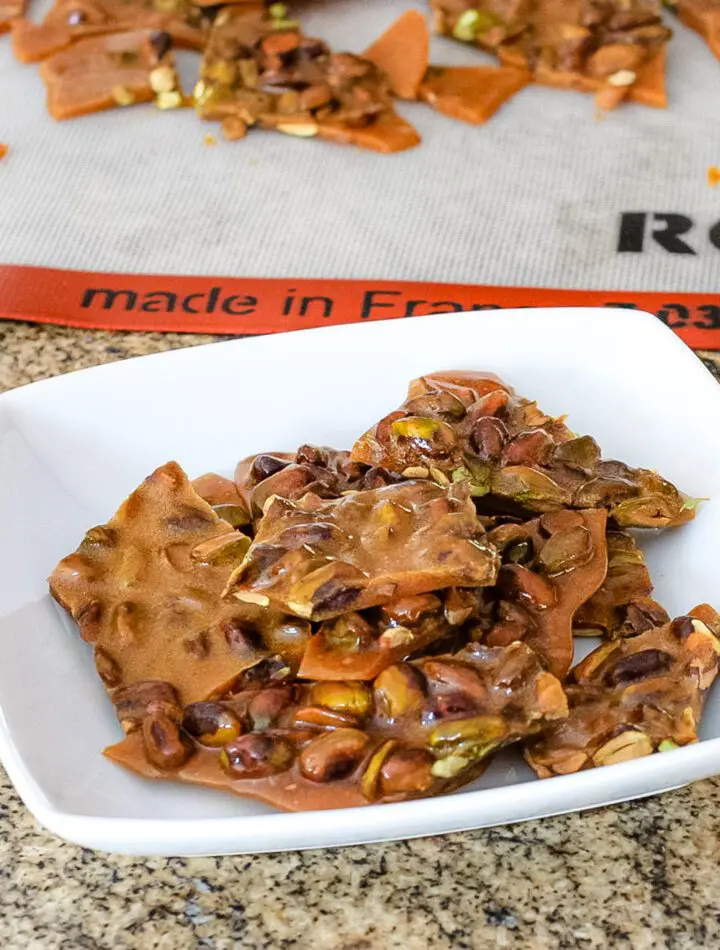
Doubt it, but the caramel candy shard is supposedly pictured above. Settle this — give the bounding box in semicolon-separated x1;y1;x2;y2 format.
196;6;420;153
12;2;207;64
104;640;566;811
573;529;669;638
626;50;667;109
524;606;720;777
0;0;24;34
419;65;529;124
673;0;720;60
351;370;697;530
316;112;421;154
478;509;608;677
363;8;430;100
49;461;308;704
226;480;499;621
39;30;181;120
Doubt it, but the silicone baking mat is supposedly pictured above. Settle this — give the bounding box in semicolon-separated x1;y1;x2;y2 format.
1;0;719;344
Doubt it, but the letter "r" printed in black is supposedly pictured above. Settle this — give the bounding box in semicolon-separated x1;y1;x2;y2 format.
650;214;696;254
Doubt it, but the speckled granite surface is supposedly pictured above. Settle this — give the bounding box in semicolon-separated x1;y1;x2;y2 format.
1;319;720;950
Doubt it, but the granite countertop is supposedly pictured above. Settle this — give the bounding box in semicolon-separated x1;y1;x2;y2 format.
1;320;720;950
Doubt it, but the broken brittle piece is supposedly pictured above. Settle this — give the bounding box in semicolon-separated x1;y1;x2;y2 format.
233;444;399;520
39;29;184;119
225;480;500;621
351;370;697;530
431;0;670;110
671;0;720;60
49;461;310;705
419;64;530;124
12;0;209;64
475;509;608;677
104;639;567;811
573;529;669;638
524;606;720;777
363;8;430;100
195;6;420;153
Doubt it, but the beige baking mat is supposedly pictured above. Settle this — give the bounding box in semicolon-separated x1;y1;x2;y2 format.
1;0;719;290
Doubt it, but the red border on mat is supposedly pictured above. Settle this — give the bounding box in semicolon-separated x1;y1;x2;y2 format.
1;264;719;349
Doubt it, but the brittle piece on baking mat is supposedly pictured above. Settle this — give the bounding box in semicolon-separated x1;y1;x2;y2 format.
471;510;608;677
195;6;420;153
573;529;669;638
0;0;24;35
351;370;698;530
39;29;185;120
431;0;670;110
363;8;430;100
419;65;530;124
49;461;311;708
104;640;567;811
12;0;208;64
524;606;720;777
225;480;500;622
671;0;720;60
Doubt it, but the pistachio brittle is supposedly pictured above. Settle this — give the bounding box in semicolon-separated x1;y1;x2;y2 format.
431;0;671;110
474;509;608;677
351;370;696;530
39;29;184;119
12;0;208;64
195;5;420;152
49;461;310;705
573;529;669;638
234;443;399;521
225;479;500;621
524;606;720;777
104;639;567;811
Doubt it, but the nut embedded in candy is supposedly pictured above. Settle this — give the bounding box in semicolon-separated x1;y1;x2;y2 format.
298;728;370;783
221;734;295;779
182;701;244;747
142;712;193;770
308;681;373;718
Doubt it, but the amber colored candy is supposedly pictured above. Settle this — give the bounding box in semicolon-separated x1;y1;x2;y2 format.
419;65;529;124
525;606;720;777
49;461;308;705
363;8;430;100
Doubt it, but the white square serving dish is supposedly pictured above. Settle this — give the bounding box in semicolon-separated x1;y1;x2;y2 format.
1;308;719;857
